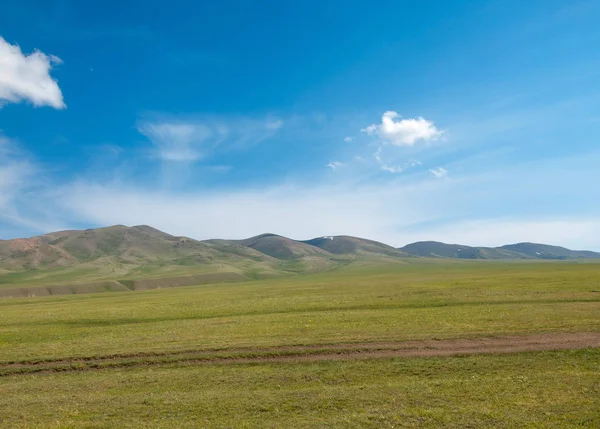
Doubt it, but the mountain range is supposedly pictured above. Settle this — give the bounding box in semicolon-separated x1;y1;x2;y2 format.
399;241;600;260
1;225;598;296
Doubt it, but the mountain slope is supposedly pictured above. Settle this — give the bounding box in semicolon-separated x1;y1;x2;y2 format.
303;235;410;258
0;225;281;286
400;241;531;259
500;243;600;260
207;233;333;260
1;225;209;269
401;241;600;260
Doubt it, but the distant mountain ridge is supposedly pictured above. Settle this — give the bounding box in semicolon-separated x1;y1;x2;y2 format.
1;226;599;292
400;241;600;260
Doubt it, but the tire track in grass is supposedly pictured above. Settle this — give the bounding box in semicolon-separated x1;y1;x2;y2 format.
1;332;599;377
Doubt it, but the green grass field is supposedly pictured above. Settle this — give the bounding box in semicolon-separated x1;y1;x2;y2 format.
1;261;599;427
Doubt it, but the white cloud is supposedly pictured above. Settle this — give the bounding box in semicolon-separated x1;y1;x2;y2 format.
0;37;65;108
362;124;378;135
362;111;442;146
429;167;448;178
344;136;353;142
381;165;403;173
326;161;344;170
137;115;283;162
138;121;210;162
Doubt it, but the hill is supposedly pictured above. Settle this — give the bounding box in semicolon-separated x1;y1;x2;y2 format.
211;233;332;260
400;241;600;260
0;224;274;269
303;235;410;258
400;241;531;259
499;243;600;260
208;233;416;270
0;225;281;288
205;233;349;273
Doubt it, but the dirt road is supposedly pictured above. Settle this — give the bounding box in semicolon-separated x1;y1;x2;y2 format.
2;332;599;377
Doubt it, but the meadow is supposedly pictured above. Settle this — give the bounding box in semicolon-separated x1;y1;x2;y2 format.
0;260;599;427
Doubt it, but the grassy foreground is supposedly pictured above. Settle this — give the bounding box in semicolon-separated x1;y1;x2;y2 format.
0;261;599;427
2;349;599;428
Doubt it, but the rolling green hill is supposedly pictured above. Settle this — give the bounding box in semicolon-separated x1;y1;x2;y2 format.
207;233;332;260
0;224;277;271
400;241;600;260
303;235;410;258
500;242;600;259
0;226;284;290
204;233;350;273
207;233;415;271
1;227;408;294
2;225;600;297
399;241;531;259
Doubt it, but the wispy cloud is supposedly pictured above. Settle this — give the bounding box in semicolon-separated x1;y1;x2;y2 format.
0;136;34;198
0;37;65;109
0;160;33;208
372;146;415;174
0;135;57;231
266;119;284;130
137;115;284;163
0;133;87;235
429;167;448;178
362;111;442;146
373;147;399;173
380;165;403;173
137;121;211;162
326;161;344;170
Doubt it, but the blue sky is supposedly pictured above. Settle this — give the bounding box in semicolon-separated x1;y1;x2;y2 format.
1;0;600;249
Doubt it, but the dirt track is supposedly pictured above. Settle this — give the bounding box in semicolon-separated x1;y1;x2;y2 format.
2;332;599;377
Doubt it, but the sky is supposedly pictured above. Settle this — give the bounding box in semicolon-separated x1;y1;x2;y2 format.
1;0;600;249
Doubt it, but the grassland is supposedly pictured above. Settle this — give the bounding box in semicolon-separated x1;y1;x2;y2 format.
0;261;599;427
